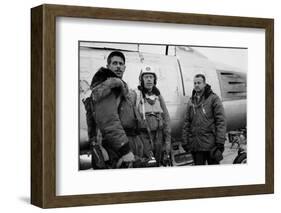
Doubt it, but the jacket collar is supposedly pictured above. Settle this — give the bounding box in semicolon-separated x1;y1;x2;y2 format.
137;85;160;96
191;84;213;105
90;67;119;89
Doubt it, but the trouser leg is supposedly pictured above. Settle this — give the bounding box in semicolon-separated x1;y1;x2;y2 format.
206;152;220;165
153;131;163;166
128;135;144;159
154;142;162;166
139;133;153;159
191;151;207;165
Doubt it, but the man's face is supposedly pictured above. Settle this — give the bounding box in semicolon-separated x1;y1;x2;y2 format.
107;56;126;78
193;77;206;93
143;74;155;91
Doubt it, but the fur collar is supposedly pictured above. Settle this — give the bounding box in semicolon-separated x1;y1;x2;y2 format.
90;67;118;89
90;67;128;102
191;84;213;103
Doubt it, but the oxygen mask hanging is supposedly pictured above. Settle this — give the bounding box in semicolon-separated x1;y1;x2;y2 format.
145;94;157;105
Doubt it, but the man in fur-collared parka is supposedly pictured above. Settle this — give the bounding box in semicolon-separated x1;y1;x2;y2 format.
182;74;226;165
83;51;144;169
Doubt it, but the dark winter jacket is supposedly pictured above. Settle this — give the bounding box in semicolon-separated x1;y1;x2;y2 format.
90;67;143;158
182;84;226;151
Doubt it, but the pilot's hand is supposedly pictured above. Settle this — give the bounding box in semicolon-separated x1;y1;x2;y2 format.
182;144;190;153
215;143;225;153
116;152;135;168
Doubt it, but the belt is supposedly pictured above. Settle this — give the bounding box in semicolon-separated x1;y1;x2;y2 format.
145;112;161;117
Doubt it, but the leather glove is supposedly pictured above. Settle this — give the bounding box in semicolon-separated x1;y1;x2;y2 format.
216;143;225;153
182;144;190;153
116;151;135;168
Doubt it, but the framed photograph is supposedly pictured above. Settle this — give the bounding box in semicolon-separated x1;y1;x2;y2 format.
31;4;274;208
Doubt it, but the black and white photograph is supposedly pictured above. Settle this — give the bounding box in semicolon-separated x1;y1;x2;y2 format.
79;41;247;170
28;2;274;209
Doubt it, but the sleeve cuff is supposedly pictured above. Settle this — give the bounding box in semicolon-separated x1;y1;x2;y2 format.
118;142;131;157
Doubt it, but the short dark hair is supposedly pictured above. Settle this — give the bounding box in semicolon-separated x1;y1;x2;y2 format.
107;51;126;65
194;74;206;83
